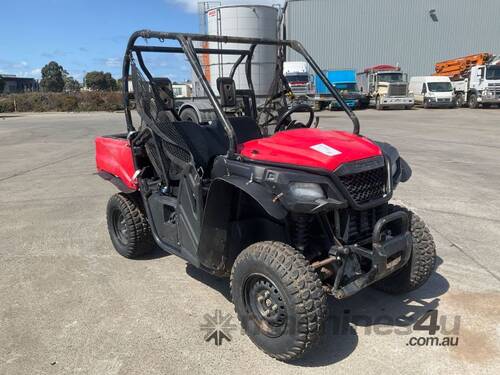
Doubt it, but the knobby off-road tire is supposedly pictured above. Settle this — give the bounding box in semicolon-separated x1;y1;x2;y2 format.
231;241;327;361
374;205;436;294
106;193;155;258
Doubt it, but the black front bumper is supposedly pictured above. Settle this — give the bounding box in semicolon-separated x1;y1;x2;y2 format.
332;211;412;299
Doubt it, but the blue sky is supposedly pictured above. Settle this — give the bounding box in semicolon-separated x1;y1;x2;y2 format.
0;0;280;82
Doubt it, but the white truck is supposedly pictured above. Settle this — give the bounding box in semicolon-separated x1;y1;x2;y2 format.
409;76;456;108
283;61;311;97
357;65;414;110
434;53;500;108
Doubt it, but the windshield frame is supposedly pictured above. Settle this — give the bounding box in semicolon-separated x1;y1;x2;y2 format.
486;65;500;80
285;74;309;83
427;81;453;93
377;72;403;83
334;82;358;92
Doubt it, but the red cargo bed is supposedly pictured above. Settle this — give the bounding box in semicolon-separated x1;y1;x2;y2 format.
95;135;137;191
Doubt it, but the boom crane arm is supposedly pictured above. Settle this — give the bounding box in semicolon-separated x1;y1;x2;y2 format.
434;53;493;80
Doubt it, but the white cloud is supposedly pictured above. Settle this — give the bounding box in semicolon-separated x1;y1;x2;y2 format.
30;68;42;78
166;0;284;13
105;57;121;68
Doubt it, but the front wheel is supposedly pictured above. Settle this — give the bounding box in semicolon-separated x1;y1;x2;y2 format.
373;205;436;294
231;241;327;361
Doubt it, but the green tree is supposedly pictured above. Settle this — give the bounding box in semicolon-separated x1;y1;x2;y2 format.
40;61;66;92
64;75;81;92
84;71;117;91
116;78;124;91
0;75;5;93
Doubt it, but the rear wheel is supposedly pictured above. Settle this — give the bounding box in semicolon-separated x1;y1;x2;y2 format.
179;107;200;123
106;193;155;258
468;93;479;109
231;241;327;361
373;205;436;294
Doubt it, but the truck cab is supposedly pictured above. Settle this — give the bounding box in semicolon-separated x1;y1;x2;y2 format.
357;65;414;110
313;70;369;110
283;61;311;97
466;63;500;108
409;76;455;108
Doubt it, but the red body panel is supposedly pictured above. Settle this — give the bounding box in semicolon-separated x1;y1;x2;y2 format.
95;136;137;190
239;129;382;171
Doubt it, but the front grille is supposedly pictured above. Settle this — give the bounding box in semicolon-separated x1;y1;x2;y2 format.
387;83;407;97
339;166;386;204
345;205;387;243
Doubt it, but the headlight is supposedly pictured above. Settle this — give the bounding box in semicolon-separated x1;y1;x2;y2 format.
289;182;325;201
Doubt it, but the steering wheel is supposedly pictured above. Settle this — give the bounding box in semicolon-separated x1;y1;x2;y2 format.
275;103;315;133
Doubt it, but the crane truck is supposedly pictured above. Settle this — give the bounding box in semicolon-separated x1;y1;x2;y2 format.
434;53;500;108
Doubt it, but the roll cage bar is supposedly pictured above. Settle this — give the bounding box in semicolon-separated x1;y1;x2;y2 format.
122;30;361;157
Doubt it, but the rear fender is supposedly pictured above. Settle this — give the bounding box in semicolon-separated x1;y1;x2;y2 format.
197;176;287;275
95;136;137;192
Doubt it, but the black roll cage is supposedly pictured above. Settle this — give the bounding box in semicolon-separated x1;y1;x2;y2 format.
122;30;361;158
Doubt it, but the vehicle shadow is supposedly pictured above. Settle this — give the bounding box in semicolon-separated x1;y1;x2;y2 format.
135;245;172;260
185;264;232;300
293;258;449;367
186;257;449;367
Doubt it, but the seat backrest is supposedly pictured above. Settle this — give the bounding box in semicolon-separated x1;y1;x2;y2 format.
228;116;262;144
216;77;237;107
152;77;175;111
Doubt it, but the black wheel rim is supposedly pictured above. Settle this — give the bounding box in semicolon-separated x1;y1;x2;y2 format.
243;274;287;338
112;210;128;246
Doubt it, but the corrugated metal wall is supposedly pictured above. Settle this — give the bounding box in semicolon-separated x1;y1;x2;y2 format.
286;0;500;76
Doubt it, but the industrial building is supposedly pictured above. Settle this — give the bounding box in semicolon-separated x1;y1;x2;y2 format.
0;75;39;94
285;0;500;76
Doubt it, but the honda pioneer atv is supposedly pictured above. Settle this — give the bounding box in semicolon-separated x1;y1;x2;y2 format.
95;30;436;361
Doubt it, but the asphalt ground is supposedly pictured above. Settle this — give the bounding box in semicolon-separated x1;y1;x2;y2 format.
0;108;499;374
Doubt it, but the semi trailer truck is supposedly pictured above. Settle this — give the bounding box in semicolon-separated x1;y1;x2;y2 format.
433;53;500;108
357;65;414;110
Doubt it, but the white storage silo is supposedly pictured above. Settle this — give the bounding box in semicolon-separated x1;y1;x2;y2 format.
204;5;279;96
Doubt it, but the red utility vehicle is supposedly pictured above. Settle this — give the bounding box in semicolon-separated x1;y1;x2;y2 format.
96;30;436;361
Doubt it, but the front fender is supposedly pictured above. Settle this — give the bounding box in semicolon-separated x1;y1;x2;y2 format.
212;176;287;221
373;140;412;183
197;177;287;275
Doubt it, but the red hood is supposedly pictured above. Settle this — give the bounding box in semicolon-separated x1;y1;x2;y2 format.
239;129;382;171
